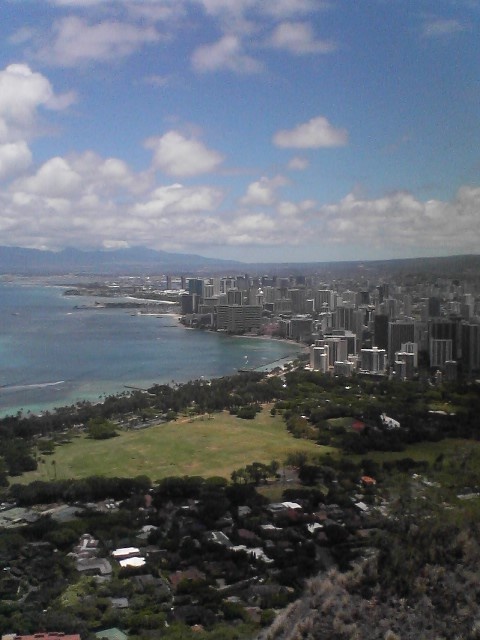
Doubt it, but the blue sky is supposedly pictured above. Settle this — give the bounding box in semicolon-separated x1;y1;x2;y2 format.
0;0;479;263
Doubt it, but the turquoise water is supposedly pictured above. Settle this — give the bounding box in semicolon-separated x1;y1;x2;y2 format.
0;282;301;416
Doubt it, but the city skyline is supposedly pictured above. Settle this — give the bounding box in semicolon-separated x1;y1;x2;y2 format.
0;0;479;263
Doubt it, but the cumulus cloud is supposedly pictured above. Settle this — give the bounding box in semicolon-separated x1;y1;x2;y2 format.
0;64;73;143
36;16;159;66
317;188;480;252
1;144;224;251
13;0;332;77
146;131;224;177
133;183;223;217
192;34;262;74
2;148;480;254
0;142;33;180
14;157;83;198
277;199;316;218
240;175;288;207
269;22;335;55
273;115;348;148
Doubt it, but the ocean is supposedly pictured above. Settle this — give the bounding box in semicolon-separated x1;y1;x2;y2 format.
0;281;302;417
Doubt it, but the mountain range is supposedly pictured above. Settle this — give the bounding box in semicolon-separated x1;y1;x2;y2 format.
0;245;479;277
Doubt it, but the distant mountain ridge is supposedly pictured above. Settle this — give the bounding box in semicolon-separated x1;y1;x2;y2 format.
0;246;243;275
0;245;479;276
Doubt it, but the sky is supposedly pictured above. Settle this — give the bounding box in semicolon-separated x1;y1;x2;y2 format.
0;0;479;263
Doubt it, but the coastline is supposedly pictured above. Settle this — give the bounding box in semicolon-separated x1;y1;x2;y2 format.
0;281;306;417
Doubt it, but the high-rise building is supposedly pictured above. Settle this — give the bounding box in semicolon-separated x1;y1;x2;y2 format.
274;298;293;314
334;306;357;332
401;341;418;367
374;314;389;350
314;290;334;312
322;336;348;366
429;319;461;360
461;322;480;373
310;344;329;372
216;305;262;333
361;347;387;373
394;351;415;379
428;297;441;317
334;361;354;377
227;288;243;305
429;338;453;368
180;294;194;314
388;321;415;363
203;283;215;298
324;330;357;357
288;316;313;341
289;288;307;314
188;278;204;297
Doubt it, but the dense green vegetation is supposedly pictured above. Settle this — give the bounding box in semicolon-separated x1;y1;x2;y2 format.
2;370;480;639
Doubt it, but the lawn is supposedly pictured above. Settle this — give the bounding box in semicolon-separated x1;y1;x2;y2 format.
17;410;332;484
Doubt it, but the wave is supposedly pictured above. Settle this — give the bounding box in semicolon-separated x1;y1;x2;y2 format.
0;380;65;392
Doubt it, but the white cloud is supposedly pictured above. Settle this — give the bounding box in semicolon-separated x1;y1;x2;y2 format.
196;0;256;19
196;0;322;22
143;74;170;88
261;0;322;19
2;148;480;255
0;142;32;180
15;157;83;198
192;35;262;74
277;199;315;217
273;115;348;148
0;64;73;143
318;188;480;252
37;16;159;66
287;156;309;171
269;22;335;55
240;175;288;206
68;151;152;195
133;183;223;217
146;131;224;177
423;17;466;38
8;27;36;45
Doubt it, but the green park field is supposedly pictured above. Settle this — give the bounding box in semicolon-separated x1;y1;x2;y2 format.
17;410;329;484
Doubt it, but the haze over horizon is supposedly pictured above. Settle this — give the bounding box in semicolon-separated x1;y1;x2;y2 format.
0;0;479;263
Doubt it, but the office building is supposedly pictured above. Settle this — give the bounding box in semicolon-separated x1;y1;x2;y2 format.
289;288;307;314
394;351;415;379
288;317;313;341
461;322;480;373
388;321;415;363
429;318;461;361
429;338;453;368
188;278;204;297
400;341;419;368
361;347;387;373
310;344;329;373
314;290;334;312
374;314;389;350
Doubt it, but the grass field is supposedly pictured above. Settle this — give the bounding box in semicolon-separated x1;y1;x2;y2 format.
17;410;331;484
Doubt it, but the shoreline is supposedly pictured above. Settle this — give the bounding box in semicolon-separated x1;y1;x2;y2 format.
0;282;306;418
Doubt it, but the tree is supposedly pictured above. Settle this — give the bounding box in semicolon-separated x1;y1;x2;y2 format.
87;418;117;440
